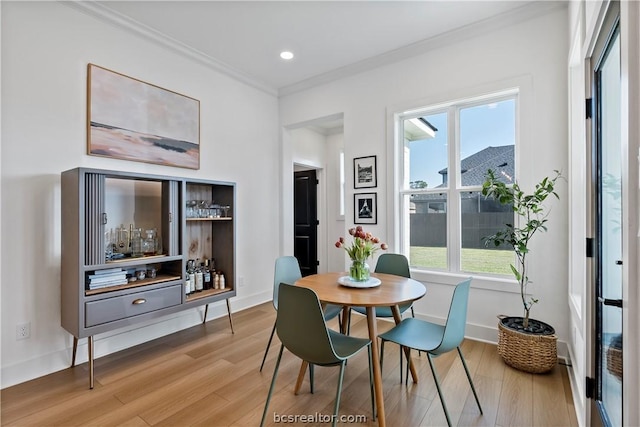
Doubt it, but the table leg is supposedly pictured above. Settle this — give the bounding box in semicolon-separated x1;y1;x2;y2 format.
340;306;350;334
366;307;385;426
390;305;418;383
294;360;308;395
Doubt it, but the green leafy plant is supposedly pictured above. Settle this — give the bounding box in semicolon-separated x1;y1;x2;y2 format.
481;169;562;329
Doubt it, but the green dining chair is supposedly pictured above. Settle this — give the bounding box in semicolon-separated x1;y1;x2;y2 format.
260;283;375;427
378;277;482;427
260;256;343;372
347;253;417;375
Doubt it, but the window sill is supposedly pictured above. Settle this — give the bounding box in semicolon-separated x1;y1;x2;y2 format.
409;268;520;294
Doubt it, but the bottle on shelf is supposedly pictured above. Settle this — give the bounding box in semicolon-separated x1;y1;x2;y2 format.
184;264;192;296
194;258;204;292
213;271;220;290
153;228;162;255
219;271;226;289
114;224;129;255
187;259;196;294
202;259;212;290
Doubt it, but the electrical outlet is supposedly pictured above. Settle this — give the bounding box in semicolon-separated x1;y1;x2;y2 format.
238;277;245;288
16;322;30;340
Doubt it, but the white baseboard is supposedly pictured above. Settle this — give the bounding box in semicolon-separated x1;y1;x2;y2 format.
412;311;570;362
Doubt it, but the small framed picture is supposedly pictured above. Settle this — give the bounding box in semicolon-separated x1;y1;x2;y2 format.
354;193;377;224
353;155;377;188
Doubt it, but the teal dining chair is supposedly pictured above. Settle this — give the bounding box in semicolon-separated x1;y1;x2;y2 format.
347;253;415;330
259;256;342;372
260;283;375;427
378;277;482;427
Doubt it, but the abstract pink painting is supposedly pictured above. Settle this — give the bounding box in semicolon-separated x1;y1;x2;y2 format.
87;64;200;169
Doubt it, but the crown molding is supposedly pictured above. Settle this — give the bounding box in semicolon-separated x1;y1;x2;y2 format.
64;1;278;97
278;1;567;97
63;1;566;99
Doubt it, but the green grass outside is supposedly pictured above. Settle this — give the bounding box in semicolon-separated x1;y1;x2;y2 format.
410;246;514;275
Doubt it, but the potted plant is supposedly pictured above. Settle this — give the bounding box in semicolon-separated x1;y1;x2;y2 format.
481;169;563;373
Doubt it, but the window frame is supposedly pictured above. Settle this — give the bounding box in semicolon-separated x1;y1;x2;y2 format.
392;88;521;291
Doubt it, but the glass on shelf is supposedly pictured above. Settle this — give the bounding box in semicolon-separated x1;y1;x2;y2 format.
131;228;143;257
197;200;209;218
142;229;157;256
105;229;114;261
209;203;221;218
186;200;197;218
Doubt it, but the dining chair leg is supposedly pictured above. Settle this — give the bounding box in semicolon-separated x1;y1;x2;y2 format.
457;346;483;414
260;344;284;427
332;361;347;427
226;299;235;334
379;339;385;369
309;363;314;394
426;353;452;427
409;306;422;356
404;348;410;385
368;344;376;420
259;321;277;372
399;346;404;384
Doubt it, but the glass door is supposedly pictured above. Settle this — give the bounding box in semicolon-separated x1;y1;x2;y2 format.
591;4;622;425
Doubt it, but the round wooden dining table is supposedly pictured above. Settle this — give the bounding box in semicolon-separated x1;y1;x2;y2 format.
295;271;426;427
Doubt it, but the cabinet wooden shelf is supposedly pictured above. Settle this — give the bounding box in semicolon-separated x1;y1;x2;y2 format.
186;217;232;222
85;274;182;296
61;167;236;389
185;287;234;302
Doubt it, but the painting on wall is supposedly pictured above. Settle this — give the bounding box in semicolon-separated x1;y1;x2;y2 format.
353;155;377;188
354;193;377;224
87;64;200;169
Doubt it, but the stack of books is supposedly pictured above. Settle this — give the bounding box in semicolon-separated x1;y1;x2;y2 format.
87;268;128;290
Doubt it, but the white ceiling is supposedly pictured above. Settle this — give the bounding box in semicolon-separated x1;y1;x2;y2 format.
78;1;560;96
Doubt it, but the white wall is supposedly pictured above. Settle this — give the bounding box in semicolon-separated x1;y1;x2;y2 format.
280;7;570;350
1;2;279;388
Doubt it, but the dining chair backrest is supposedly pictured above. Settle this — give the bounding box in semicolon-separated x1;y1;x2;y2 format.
272;256;302;311
432;277;472;355
276;283;340;365
374;253;410;278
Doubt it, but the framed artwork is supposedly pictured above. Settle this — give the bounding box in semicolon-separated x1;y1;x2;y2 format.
354;193;377;224
87;64;200;169
353;155;377;188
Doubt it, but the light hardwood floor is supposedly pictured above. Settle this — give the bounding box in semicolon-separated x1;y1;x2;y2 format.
1;303;578;426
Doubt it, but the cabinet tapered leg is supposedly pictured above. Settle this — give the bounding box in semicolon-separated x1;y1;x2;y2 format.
203;304;209;324
88;336;94;389
226;299;234;334
71;336;78;367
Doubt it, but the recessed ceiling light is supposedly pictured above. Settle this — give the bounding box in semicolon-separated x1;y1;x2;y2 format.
280;51;294;60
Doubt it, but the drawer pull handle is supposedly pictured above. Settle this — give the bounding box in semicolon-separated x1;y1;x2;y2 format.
132;298;147;305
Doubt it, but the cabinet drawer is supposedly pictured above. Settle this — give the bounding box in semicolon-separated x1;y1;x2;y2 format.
85;285;182;327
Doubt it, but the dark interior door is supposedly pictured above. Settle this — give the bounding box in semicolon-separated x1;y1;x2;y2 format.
294;170;318;276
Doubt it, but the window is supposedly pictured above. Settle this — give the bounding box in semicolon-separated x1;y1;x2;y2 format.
339;151;345;217
397;91;517;277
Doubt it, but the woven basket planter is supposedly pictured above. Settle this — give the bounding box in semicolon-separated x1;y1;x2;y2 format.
606;347;623;381
497;316;557;374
